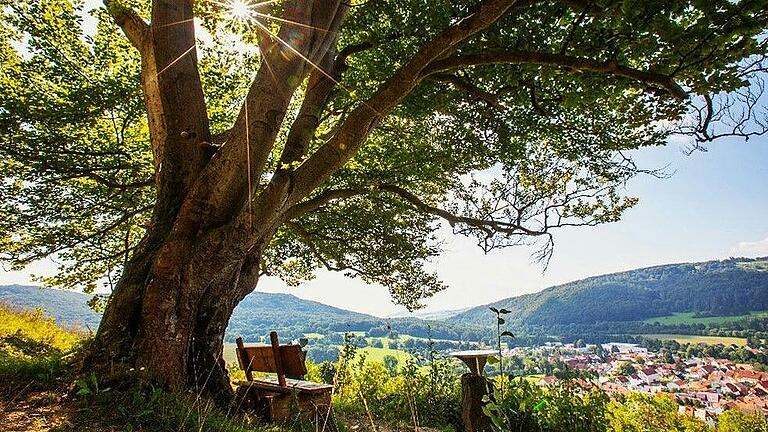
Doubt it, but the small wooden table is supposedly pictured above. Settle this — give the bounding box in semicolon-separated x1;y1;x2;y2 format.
450;349;498;375
450;350;498;432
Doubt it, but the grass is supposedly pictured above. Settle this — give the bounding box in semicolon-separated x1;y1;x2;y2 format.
354;346;415;365
0;303;86;397
78;383;290;432
642;311;768;325
641;334;747;346
0;303;84;352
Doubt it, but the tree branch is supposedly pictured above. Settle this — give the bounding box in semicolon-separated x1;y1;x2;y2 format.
288;0;524;205
425;51;688;100
283;188;367;220
182;0;348;228
379;184;545;237
426;73;502;108
103;0;149;51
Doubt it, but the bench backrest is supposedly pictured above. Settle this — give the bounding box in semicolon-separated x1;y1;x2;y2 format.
235;331;307;386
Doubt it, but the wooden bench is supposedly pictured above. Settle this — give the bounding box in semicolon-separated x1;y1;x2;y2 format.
233;331;333;423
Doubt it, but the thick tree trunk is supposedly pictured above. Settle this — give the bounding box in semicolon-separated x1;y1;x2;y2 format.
86;0;352;403
86;213;269;402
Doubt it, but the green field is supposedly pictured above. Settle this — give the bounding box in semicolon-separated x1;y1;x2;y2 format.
223;343;238;366
641;334;747;346
223;341;417;370
642;311;768;325
353;346;415;364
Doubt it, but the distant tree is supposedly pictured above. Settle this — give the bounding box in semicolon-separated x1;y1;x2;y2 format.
371;339;384;348
574;339;585;348
316;362;336;385
661;349;675;364
383;354;399;376
618;362;636;376
2;0;766;401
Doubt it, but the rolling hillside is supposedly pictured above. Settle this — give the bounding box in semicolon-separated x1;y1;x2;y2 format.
0;285;480;342
4;257;767;343
0;285;379;338
449;257;768;326
0;285;101;329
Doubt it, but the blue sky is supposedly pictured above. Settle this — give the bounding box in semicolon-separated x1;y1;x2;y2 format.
1;1;767;316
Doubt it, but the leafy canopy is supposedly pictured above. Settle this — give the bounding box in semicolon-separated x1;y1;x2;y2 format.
1;0;767;308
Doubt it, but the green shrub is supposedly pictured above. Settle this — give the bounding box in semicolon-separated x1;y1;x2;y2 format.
607;393;709;432
484;378;609;432
330;354;461;429
717;410;768;432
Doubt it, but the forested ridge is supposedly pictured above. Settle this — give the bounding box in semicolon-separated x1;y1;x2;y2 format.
450;257;768;326
0;285;486;342
5;257;768;346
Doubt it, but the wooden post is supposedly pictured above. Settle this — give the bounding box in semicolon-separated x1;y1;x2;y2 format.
270;331;286;387
461;373;493;432
236;337;253;381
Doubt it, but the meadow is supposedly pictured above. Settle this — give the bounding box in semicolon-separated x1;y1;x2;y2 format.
642;311;768;325
641;334;748;346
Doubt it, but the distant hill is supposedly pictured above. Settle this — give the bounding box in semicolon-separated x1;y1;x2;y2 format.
0;285;101;329
226;292;484;342
385;307;471;320
0;285;378;338
449;257;768;326
0;285;481;342
226;292;377;340
7;257;766;344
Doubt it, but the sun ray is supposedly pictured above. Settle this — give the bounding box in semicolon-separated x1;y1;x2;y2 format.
153;18;196;29
251;19;383;116
156;44;196;76
253;11;337;33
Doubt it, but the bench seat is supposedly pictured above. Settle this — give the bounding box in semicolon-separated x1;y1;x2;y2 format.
233;377;333;394
233;331;334;424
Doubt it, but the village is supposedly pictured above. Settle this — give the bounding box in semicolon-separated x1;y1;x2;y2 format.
508;342;768;425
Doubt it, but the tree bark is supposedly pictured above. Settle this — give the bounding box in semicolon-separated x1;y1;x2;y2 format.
87;225;266;401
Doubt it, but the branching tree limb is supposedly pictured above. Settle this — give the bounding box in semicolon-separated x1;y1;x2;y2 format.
425;51;688;100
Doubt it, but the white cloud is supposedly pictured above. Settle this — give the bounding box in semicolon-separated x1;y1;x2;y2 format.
732;236;768;257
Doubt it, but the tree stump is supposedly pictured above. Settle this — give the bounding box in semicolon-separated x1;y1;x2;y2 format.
461;373;494;432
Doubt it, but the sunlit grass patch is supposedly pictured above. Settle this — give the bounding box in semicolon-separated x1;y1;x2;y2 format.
641;334;747;346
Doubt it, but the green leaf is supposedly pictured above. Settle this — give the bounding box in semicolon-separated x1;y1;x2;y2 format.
497;317;505;325
501;331;515;338
489;307;499;314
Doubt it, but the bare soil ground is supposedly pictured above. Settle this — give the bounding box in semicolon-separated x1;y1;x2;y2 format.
0;391;109;432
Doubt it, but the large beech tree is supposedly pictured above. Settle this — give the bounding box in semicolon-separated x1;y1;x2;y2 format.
1;0;767;399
